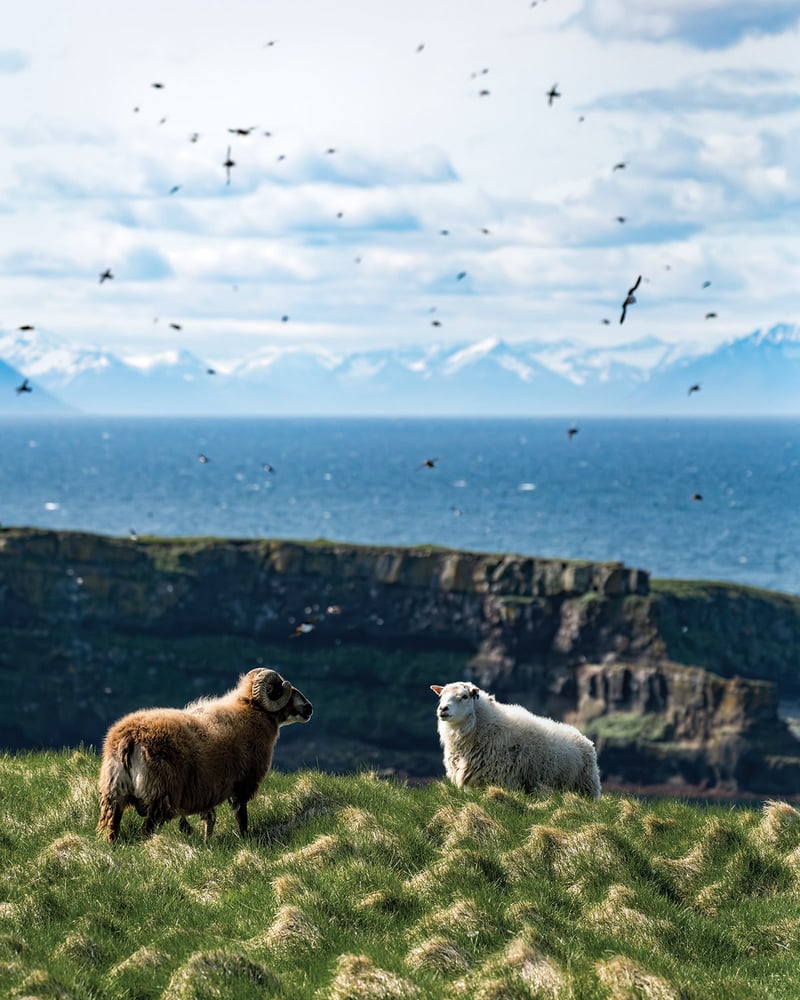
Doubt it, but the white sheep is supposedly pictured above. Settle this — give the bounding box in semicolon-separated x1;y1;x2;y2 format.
430;681;601;799
98;668;313;843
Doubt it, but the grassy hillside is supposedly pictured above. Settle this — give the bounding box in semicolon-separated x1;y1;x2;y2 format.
2;752;800;999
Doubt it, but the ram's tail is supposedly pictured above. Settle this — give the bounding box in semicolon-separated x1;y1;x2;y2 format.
97;734;136;843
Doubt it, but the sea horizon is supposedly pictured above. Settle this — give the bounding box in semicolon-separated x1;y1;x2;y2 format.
1;415;797;595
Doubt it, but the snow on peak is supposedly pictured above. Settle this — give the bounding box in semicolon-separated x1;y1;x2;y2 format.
442;337;502;375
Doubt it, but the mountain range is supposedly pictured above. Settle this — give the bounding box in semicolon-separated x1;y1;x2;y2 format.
0;324;798;416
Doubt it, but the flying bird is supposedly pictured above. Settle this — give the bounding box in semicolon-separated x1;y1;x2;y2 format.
198;453;210;464
619;275;641;325
207;368;216;375
456;271;467;280
281;315;289;322
151;82;164;89
546;84;560;105
15;378;32;395
325;147;336;154
17;324;34;331
169;322;182;331
263;463;275;473
691;493;703;502
616;216;626;224
705;312;717;319
601;318;610;325
190;132;200;143
478;89;491;97
289;620;317;639
168;185;180;195
99;268;114;283
612;162;627;171
431;319;442;327
416;43;425;53
420;457;441;469
567;426;579;440
228;126;257;136
223;146;236;185
440;229;450;236
688;384;701;396
702;280;711;288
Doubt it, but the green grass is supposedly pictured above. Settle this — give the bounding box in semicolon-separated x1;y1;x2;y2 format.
3;751;800;999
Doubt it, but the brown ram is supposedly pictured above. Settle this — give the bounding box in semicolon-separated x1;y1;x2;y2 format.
98;668;312;843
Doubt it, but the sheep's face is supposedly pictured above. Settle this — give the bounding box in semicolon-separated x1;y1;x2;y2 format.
430;682;480;726
277;685;314;727
249;668;313;726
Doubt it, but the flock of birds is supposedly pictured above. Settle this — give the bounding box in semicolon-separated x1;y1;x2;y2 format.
6;26;724;568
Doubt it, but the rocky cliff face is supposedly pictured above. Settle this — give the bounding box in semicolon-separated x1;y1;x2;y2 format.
1;527;799;795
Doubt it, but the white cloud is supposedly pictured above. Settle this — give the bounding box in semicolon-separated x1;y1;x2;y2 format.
574;0;800;49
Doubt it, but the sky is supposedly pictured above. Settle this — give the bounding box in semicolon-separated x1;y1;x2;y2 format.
1;0;800;366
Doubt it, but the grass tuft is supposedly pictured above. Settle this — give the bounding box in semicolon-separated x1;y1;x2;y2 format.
163;949;282;999
595;956;682;1000
405;936;471;975
327;954;420;1000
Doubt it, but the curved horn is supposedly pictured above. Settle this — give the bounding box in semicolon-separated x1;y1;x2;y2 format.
252;669;293;711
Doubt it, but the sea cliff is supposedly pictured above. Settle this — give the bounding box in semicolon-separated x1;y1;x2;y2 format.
1;527;799;794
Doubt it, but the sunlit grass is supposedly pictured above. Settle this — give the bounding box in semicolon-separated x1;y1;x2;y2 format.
2;749;800;998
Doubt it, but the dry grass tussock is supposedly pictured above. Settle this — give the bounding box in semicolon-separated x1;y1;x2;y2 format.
587;885;673;947
652;842;709;899
280;832;351;869
142;833;199;868
511;822;626;888
254;904;322;955
641;814;678;838
456;937;570;1000
327;953;421;1000
427;802;506;850
56;929;107;965
14;968;83;1000
340;806;403;854
758;800;800;852
405;936;472;975
39;832;115;874
409;898;484;942
106;945;170;984
271;872;319;907
403;847;499;898
162;949;281;999
595;956;681;1000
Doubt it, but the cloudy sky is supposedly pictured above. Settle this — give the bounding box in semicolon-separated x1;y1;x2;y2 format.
1;0;799;364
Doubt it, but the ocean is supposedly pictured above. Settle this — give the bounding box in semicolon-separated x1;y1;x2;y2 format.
0;416;797;595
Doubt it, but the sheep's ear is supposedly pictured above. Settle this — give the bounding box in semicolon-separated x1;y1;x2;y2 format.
430;685;443;696
468;685;480;699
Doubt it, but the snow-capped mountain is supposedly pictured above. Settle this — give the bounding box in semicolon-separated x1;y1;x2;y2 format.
0;324;798;416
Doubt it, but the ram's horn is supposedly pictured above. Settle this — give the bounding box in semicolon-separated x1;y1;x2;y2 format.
253;669;293;711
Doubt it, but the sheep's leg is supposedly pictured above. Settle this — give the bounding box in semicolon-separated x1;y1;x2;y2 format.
179;817;193;836
141;801;172;838
230;798;248;836
201;809;216;842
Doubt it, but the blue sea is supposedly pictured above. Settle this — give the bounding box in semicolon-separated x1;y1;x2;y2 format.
0;417;797;595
